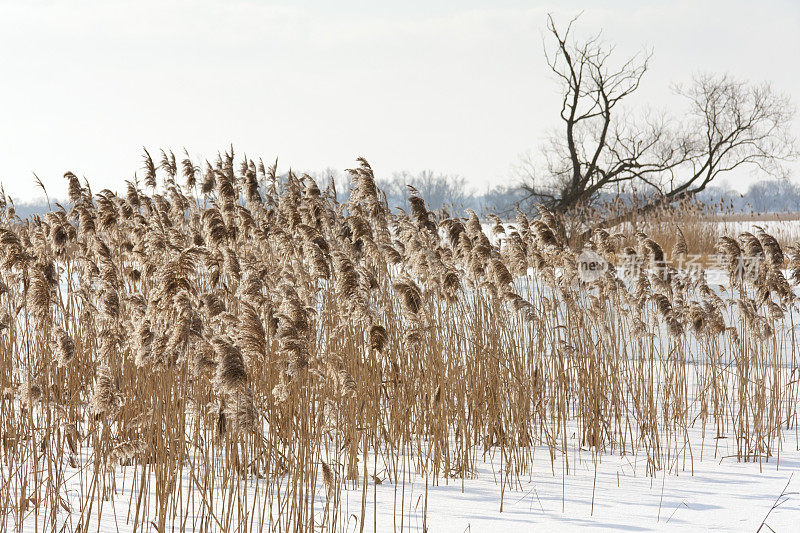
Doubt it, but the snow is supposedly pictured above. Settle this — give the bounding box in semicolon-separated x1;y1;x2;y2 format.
713;219;800;244
374;433;800;532
8;422;798;532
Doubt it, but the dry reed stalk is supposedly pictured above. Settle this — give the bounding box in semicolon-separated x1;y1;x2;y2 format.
0;151;796;532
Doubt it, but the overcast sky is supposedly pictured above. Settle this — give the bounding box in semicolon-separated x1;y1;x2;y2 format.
1;0;798;203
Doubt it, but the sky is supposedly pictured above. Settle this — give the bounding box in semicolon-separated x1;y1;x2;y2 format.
0;0;798;203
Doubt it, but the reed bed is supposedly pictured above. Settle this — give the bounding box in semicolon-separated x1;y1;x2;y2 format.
0;150;798;531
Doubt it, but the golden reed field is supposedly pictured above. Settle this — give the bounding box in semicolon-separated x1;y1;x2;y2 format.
1;150;799;531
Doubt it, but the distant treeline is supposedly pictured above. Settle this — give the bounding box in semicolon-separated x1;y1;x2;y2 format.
352;172;800;217
8;172;800;219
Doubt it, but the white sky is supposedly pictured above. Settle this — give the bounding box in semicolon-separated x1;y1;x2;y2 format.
1;0;798;203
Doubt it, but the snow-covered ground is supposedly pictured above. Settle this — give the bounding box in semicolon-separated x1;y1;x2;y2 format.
9;423;798;532
713;219;800;244
8;348;799;532
365;430;800;532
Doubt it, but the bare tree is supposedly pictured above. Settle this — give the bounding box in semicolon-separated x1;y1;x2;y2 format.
671;74;796;197
521;14;797;226
379;170;474;213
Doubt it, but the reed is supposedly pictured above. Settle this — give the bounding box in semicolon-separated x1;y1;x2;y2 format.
0;150;797;531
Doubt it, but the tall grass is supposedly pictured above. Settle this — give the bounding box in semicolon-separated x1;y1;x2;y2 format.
0;150;798;531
